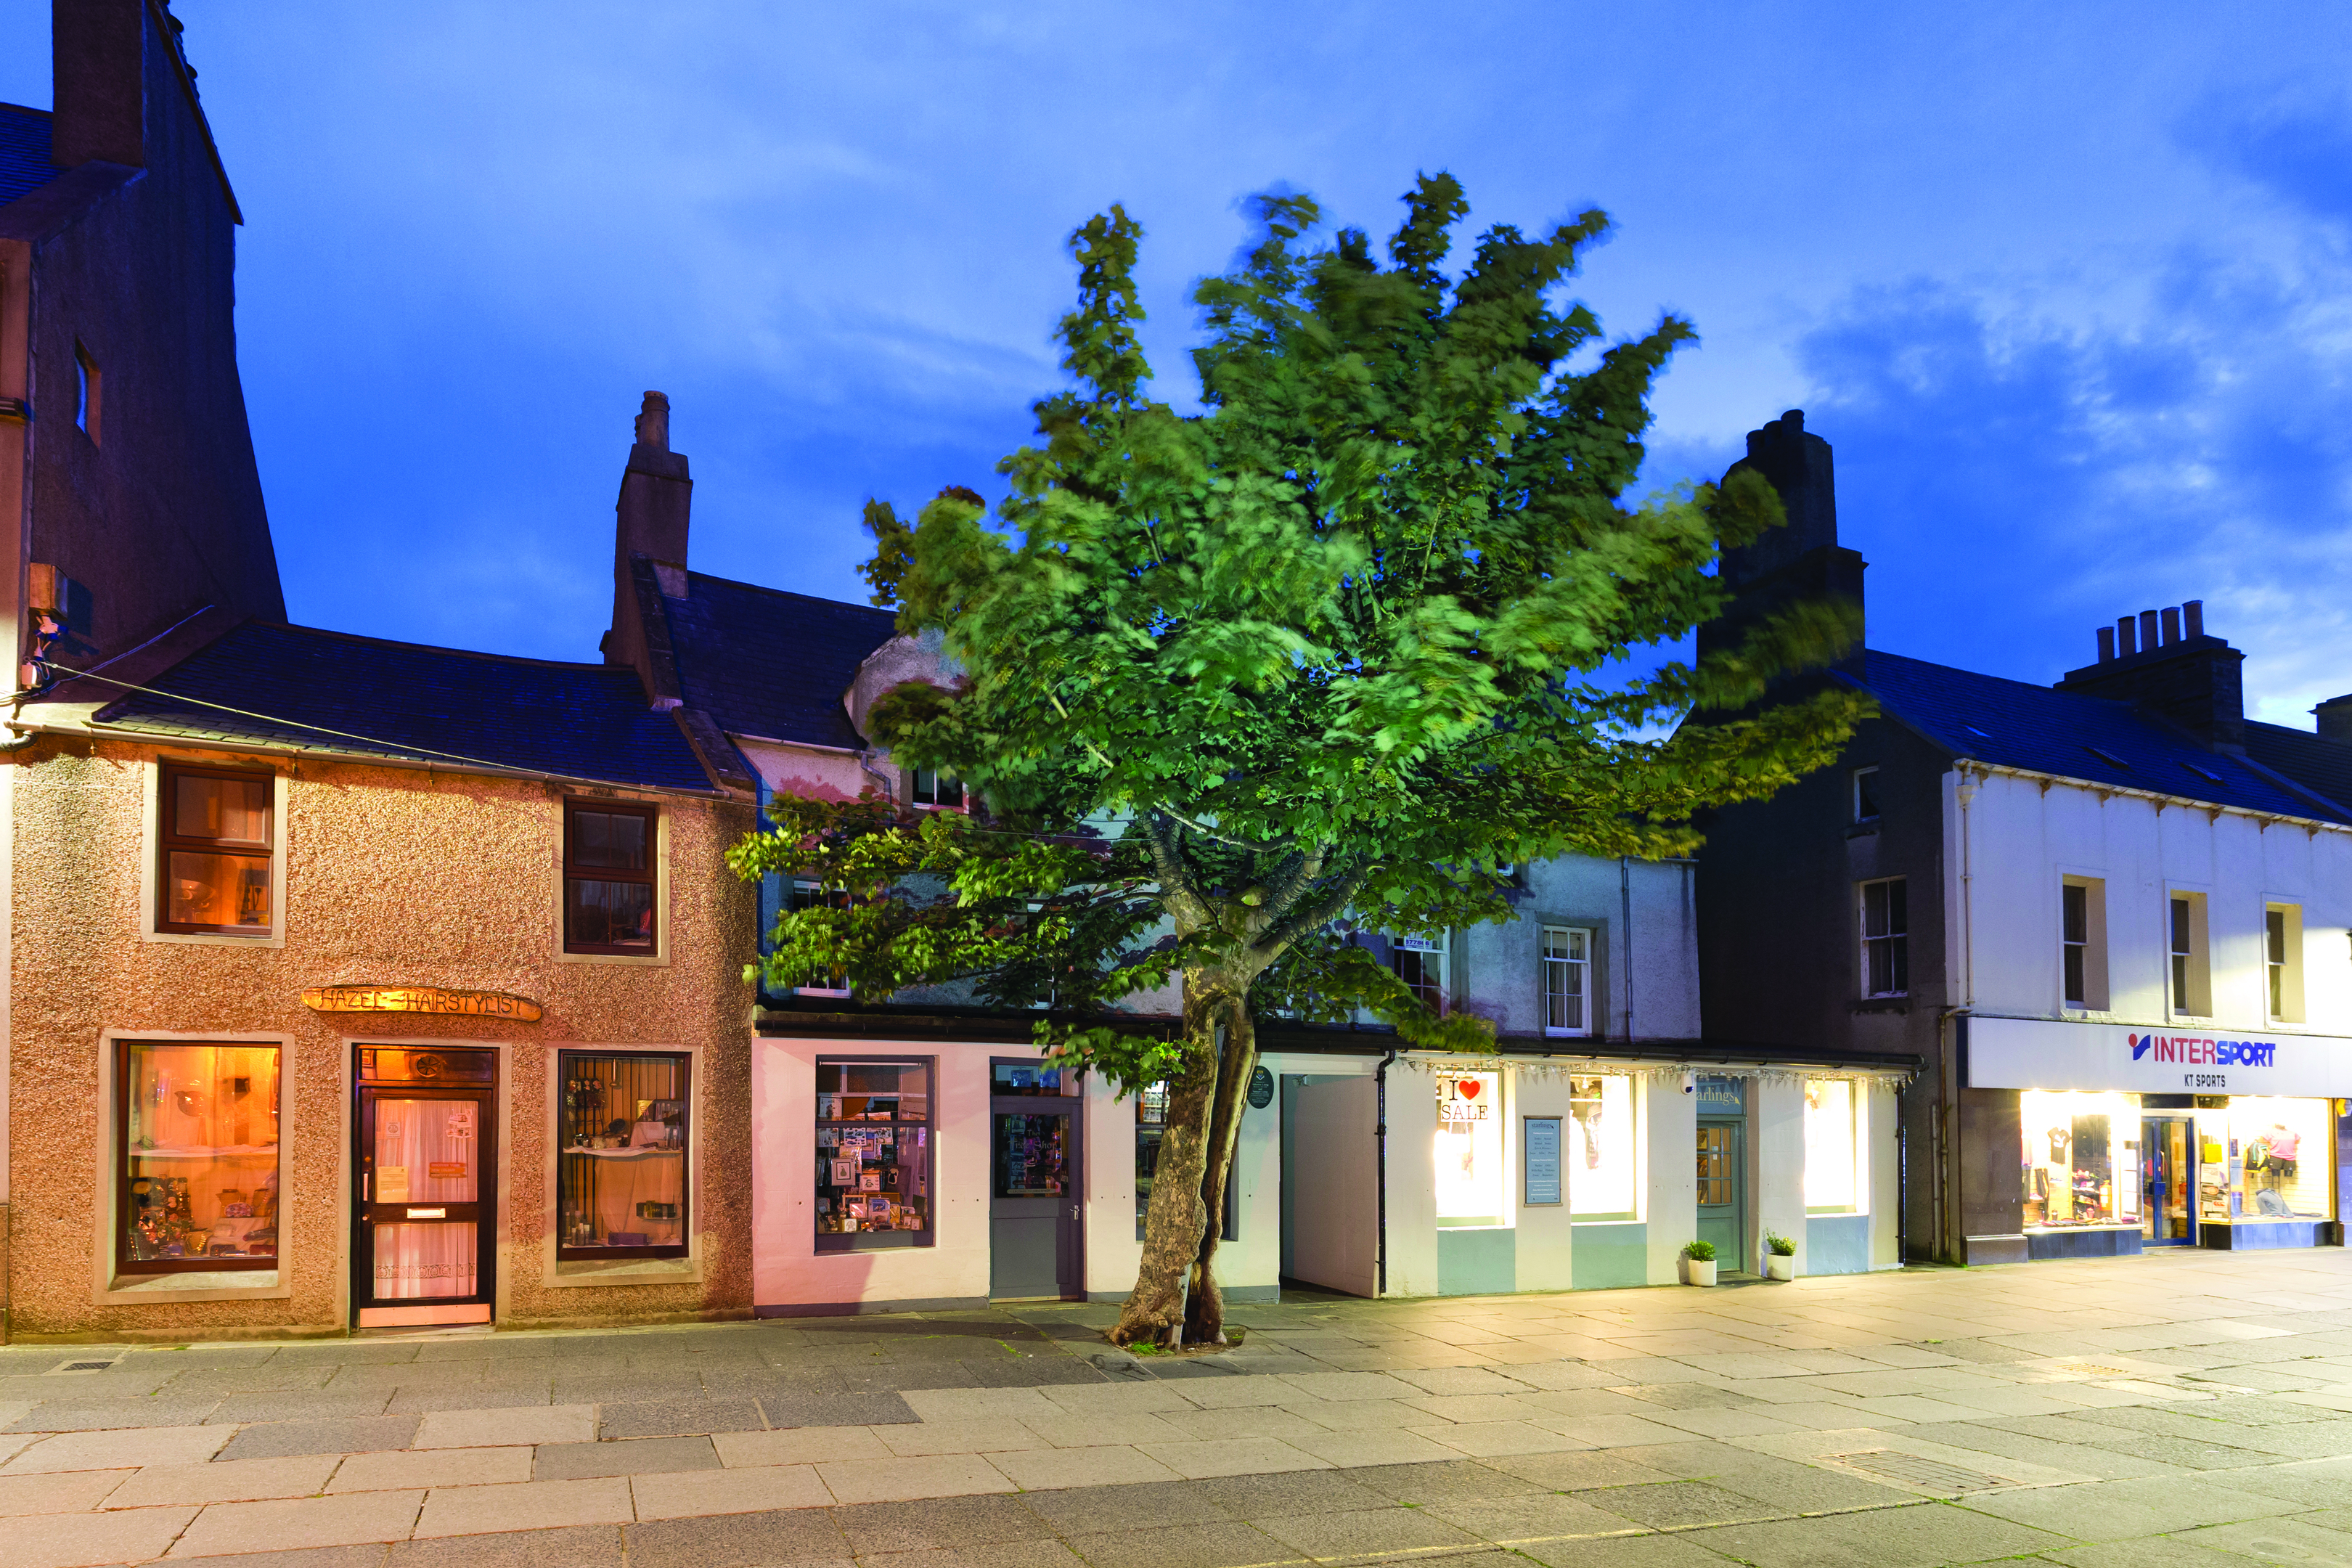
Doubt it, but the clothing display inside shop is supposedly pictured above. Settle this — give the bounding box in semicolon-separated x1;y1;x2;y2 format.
2198;1098;2332;1222
2020;1090;2140;1230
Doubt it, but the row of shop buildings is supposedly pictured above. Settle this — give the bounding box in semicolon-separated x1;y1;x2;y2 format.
0;1;2341;1341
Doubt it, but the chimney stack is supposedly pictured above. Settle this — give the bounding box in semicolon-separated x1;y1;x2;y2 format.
51;0;151;171
1696;409;1863;672
2316;695;2352;745
2059;600;2244;754
601;392;693;700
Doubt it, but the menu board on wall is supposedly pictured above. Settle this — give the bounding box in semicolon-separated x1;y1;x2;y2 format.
1523;1116;1563;1206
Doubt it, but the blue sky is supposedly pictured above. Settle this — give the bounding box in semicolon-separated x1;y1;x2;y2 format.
6;4;2351;724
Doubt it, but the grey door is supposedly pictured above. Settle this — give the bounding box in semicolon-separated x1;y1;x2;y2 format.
990;1106;1082;1299
1695;1120;1744;1273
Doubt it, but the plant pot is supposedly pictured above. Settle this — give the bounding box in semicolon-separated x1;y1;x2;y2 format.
1764;1254;1795;1281
1681;1257;1718;1286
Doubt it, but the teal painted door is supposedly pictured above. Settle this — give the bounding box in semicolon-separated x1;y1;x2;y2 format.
1695;1121;1744;1272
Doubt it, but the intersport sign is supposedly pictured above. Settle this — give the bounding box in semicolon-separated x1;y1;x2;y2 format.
1967;1015;2352;1099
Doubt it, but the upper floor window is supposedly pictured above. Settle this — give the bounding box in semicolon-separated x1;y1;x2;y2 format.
1860;877;1908;997
159;762;274;936
908;767;963;809
1393;932;1446;1011
564;801;656;954
1543;925;1591;1037
789;878;852;997
2061;876;2108;1010
2266;902;2304;1023
75;341;101;444
2168;891;2210;1017
1851;766;1881;824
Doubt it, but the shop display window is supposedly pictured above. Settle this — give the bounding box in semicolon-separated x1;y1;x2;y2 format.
1434;1071;1504;1228
1567;1074;1637;1219
158;764;274;936
1804;1079;1862;1213
558;1050;688;1259
2198;1098;2333;1223
118;1040;281;1274
817;1058;931;1249
2020;1090;2141;1230
1132;1077;1236;1241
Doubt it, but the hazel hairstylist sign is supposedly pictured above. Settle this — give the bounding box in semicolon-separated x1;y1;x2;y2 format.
303;985;543;1021
1968;1015;2352;1098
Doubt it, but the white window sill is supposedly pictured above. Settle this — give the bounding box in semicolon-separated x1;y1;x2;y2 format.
102;1270;287;1304
548;1255;702;1288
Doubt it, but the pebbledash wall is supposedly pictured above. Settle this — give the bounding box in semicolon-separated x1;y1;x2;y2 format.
7;737;756;1340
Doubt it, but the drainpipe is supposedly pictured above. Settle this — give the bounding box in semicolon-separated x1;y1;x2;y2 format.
1620;857;1636;1042
1895;1115;1908;1265
1374;1047;1397;1297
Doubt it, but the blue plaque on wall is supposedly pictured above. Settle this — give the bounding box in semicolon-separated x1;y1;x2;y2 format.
1524;1116;1563;1206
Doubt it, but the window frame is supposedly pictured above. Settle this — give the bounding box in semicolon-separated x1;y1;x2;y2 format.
2059;875;2109;1011
814;1055;937;1253
113;1037;282;1278
907;767;965;811
155;760;277;937
1851;765;1881;824
555;1048;691;1262
1542;924;1593;1038
1392;931;1448;1013
562;798;660;956
788;878;854;998
1858;876;1908;998
2168;889;2211;1018
2265;901;2305;1023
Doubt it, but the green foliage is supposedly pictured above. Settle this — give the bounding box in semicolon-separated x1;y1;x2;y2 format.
1765;1230;1797;1257
1682;1240;1719;1262
739;171;1869;1076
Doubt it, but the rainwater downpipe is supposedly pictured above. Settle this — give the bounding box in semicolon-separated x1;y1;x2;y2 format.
1374;1046;1397;1297
1620;857;1636;1042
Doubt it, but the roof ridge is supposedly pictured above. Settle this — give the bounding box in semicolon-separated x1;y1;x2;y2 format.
238;620;632;672
0;103;52;121
682;570;899;618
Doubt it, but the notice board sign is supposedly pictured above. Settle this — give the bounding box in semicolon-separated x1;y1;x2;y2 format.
1523;1116;1563;1206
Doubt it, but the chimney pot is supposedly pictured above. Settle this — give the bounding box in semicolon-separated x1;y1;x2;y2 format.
2184;600;2205;638
1782;409;1804;430
2116;616;2137;657
2096;626;2115;663
2160;606;2181;646
634;391;671;453
2139;609;2160;652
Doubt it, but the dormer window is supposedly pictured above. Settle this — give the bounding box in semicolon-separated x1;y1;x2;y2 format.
908;767;963;810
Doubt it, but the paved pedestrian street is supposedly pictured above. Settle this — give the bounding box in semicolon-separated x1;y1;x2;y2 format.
5;1249;2352;1568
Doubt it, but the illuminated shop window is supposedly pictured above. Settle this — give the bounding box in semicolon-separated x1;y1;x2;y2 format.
1434;1071;1503;1228
1803;1079;1863;1213
1567;1074;1636;1220
2020;1090;2141;1230
817;1059;931;1249
557;1051;688;1259
118;1040;280;1274
2198;1098;2333;1224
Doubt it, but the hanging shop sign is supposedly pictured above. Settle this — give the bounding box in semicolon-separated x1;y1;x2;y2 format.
303;985;543;1022
1968;1015;2352;1098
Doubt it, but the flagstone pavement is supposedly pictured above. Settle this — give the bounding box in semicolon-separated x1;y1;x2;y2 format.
5;1248;2352;1567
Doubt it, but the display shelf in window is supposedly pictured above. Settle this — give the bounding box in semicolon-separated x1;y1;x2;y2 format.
557;1051;689;1259
117;1041;282;1273
816;1058;933;1251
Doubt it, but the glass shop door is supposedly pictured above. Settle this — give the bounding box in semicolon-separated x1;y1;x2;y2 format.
353;1046;498;1328
988;1063;1083;1299
2143;1116;2197;1246
1695;1120;1745;1273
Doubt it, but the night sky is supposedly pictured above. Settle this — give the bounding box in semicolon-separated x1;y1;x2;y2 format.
4;4;2349;725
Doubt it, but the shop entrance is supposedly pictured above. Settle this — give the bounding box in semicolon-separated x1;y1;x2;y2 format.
352;1046;497;1328
989;1063;1082;1299
2143;1115;2197;1246
1696;1120;1744;1272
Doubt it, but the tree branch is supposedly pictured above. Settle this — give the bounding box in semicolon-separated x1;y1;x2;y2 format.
1140;810;1212;930
1251;856;1376;955
1148;801;1294;854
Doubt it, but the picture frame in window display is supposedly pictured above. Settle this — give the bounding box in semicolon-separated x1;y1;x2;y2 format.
1567;1074;1637;1220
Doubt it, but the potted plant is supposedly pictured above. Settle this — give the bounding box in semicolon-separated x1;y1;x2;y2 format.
1680;1239;1718;1286
1763;1231;1797;1281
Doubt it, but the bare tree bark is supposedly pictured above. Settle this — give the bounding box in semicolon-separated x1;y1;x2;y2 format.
1183;996;1257;1346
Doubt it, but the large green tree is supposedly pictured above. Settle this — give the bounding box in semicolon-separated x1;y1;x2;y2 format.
731;177;1866;1347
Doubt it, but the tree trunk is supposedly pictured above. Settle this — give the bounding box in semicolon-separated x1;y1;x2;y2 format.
1183;997;1256;1346
1110;978;1227;1347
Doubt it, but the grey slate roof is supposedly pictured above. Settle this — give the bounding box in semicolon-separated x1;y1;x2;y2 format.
0;104;56;209
1845;649;2352;825
2245;722;2352;818
661;571;900;751
90;621;720;791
